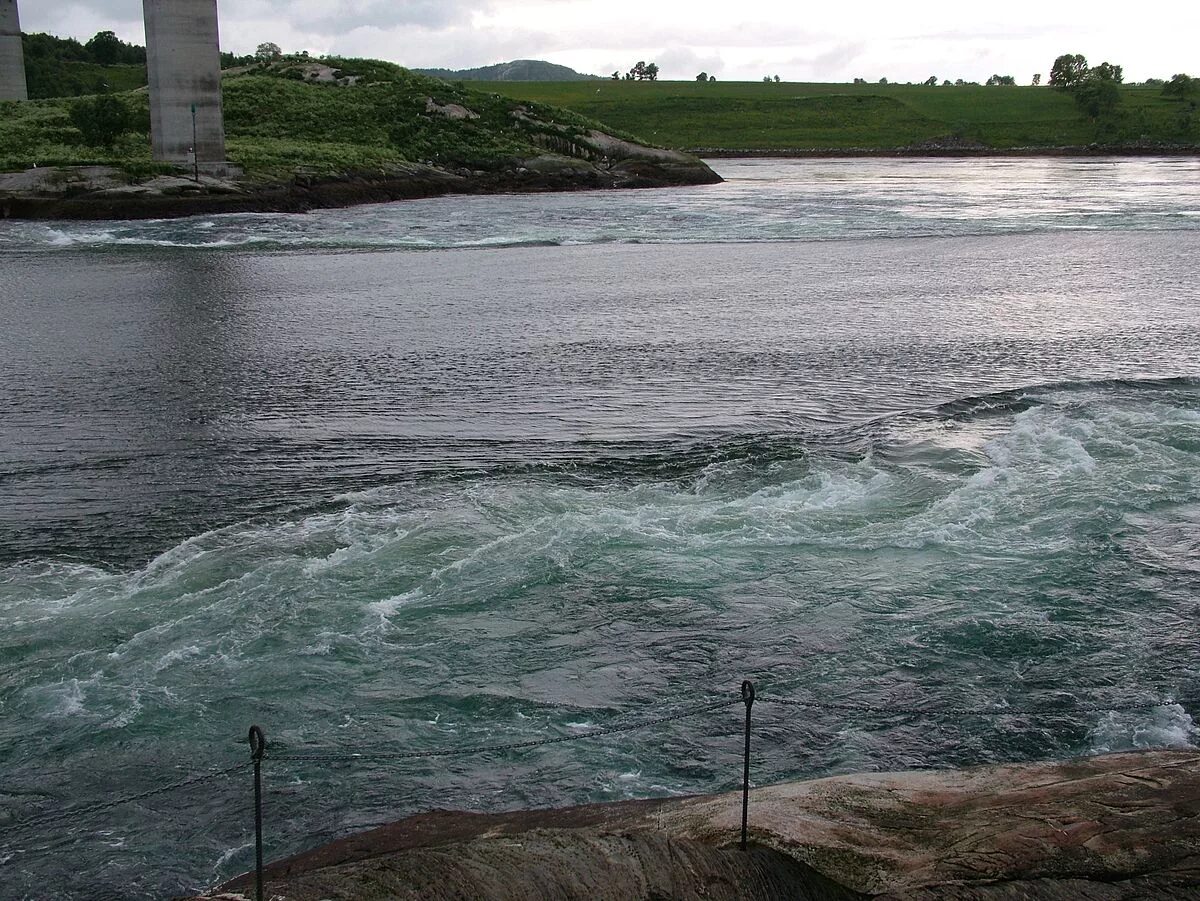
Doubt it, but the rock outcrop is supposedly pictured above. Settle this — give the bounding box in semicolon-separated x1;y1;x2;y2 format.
0;130;721;221
188;750;1200;900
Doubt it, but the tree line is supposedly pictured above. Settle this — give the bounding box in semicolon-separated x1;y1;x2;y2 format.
19;32;1200;118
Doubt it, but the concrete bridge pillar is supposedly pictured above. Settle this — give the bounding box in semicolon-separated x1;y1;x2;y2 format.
143;0;226;164
0;0;28;101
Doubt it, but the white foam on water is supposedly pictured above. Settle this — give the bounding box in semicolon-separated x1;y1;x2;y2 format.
210;841;254;878
26;678;89;718
1088;704;1198;753
367;588;423;622
154;645;203;672
112;236;263;249
41;226;118;247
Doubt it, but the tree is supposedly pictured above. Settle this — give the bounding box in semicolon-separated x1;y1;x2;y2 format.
70;95;131;147
1032;73;1042;86
1049;53;1089;88
879;77;888;85
1091;62;1123;84
255;42;282;62
1163;73;1196;99
611;71;620;80
853;77;866;84
708;74;716;82
84;31;124;65
986;74;1016;86
1073;75;1120;117
624;62;661;80
923;76;938;86
696;71;709;82
763;75;772;83
773;75;781;83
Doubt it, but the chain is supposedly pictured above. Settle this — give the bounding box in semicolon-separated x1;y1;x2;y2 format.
271;697;741;764
0;689;1179;841
0;763;248;838
763;696;1174;717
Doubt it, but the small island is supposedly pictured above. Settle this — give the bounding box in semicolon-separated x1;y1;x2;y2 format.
0;56;722;221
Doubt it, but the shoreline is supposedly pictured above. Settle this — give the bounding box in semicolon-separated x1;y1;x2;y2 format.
0;147;723;222
694;144;1200;159
189;749;1200;901
5;144;1197;222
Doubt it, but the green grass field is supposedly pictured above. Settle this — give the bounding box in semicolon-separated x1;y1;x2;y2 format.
469;80;1199;151
6;66;1196;178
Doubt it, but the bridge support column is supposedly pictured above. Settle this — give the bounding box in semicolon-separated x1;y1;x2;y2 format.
143;0;227;165
0;0;28;101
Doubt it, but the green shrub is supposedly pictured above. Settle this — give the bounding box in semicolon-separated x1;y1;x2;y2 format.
69;94;131;146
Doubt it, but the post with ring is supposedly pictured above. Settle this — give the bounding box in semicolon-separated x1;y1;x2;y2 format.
740;679;755;850
248;725;267;901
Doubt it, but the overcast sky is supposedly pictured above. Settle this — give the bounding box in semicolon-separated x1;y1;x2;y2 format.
23;1;1199;83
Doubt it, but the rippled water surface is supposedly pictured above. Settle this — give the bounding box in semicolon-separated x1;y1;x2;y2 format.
2;158;1200;899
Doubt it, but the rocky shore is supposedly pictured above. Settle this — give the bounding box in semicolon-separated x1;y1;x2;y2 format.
186;750;1200;900
0;135;722;222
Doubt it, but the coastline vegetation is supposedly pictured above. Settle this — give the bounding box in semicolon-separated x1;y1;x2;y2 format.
4;32;1198;179
0;57;643;178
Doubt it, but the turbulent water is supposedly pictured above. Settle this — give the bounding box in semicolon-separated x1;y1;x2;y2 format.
2;158;1200;899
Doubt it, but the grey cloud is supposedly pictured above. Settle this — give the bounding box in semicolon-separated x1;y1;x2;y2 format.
785;41;867;78
333;23;559;70
24;0;493;38
655;46;725;79
284;0;492;33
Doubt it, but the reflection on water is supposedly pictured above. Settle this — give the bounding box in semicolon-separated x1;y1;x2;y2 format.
2;229;1198;564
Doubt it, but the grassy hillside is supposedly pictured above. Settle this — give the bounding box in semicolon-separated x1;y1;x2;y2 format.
471;80;1200;150
0;59;645;177
22;32;148;99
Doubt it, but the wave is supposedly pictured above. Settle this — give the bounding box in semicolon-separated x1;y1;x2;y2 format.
3;369;1198;901
909;375;1200;423
6;372;1198;577
14;226;1200;254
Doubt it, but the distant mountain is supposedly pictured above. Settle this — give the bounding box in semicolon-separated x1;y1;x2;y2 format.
414;60;602;82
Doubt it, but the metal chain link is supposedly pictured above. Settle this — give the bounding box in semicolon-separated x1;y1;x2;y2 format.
1;689;1180;842
0;762;248;838
271;697;742;764
763;696;1175;717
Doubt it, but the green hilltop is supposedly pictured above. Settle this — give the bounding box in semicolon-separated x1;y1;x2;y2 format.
414;60;601;82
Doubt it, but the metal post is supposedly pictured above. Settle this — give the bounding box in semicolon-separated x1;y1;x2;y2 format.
191;103;199;183
248;725;266;901
740;680;755;850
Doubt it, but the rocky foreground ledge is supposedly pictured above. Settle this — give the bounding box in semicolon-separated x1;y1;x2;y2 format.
189;750;1200;900
0;135;721;222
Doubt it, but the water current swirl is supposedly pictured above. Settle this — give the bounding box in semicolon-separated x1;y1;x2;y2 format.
1;158;1199;899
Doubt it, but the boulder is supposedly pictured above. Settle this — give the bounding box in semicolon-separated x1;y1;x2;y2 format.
190;751;1200;900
